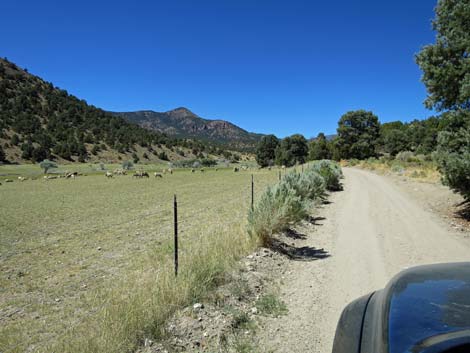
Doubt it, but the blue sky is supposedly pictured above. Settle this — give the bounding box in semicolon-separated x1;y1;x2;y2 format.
0;0;436;138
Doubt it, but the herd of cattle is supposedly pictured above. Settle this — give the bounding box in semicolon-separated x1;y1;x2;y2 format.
0;165;257;185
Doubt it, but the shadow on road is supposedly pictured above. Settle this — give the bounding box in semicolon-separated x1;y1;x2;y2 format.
306;216;326;226
455;201;470;221
270;239;330;261
283;228;307;240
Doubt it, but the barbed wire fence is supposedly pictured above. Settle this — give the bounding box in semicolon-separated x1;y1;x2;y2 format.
2;169;292;352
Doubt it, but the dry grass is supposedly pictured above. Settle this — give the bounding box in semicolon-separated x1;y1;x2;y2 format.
0;166;278;353
341;158;441;183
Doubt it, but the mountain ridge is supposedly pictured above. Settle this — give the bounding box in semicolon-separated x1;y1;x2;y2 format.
112;108;264;151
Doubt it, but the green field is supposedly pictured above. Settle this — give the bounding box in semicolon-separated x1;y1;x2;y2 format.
0;165;279;352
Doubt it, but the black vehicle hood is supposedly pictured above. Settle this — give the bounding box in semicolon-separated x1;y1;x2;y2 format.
385;262;470;353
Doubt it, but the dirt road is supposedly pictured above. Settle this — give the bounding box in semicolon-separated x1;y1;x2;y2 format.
258;167;470;353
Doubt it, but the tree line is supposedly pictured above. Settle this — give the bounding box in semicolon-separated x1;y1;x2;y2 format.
255;110;445;167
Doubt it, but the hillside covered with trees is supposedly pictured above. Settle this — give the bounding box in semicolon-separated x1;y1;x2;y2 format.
113;108;264;152
0;58;232;164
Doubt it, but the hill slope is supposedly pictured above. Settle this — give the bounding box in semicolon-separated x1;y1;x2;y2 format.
0;58;221;164
113;108;264;151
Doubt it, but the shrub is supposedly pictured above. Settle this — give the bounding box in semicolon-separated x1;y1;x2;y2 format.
435;127;470;202
201;158;217;167
310;160;343;191
247;163;341;246
379;154;393;163
91;145;100;155
122;160;134;170
348;159;360;166
248;182;307;246
158;151;169;161
282;170;326;202
395;151;415;163
0;144;6;163
132;152;140;163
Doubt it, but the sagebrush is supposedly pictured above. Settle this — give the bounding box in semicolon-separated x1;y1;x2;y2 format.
248;161;342;246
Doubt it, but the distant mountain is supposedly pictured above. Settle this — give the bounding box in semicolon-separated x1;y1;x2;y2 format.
0;58;225;163
113;108;264;151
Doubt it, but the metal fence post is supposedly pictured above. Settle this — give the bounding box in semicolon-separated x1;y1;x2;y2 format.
279;170;281;182
173;194;178;277
251;174;254;210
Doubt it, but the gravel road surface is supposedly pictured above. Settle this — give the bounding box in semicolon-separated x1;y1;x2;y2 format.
258;167;470;353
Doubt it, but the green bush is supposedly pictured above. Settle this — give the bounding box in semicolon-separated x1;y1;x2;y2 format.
248;181;307;246
310;160;343;191
157;151;169;161
200;158;217;167
395;151;416;163
436;126;470;202
122;160;134;170
248;162;342;246
282;170;326;202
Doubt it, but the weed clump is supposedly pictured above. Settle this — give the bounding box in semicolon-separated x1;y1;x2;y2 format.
255;294;288;316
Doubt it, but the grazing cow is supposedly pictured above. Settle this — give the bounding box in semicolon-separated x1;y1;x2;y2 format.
241;166;248;171
200;168;204;173
191;169;195;173
105;172;113;178
18;176;26;182
215;168;218;171
168;168;173;174
5;179;13;183
281;165;286;169
233;167;239;172
154;172;163;178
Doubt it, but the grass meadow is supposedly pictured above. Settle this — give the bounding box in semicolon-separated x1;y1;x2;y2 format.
0;165;279;352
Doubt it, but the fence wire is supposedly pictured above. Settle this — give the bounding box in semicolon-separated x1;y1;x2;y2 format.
1;171;283;352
